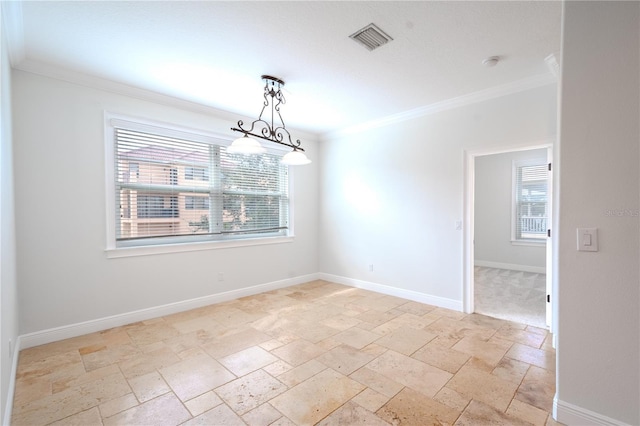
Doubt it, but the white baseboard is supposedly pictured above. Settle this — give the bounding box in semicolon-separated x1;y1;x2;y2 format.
318;273;463;312
554;397;631;426
3;335;21;426
475;260;546;274
20;273;320;350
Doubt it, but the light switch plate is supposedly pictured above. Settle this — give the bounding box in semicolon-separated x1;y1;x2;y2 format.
577;228;598;252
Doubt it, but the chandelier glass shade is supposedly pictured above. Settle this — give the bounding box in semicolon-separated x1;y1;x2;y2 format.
230;75;311;165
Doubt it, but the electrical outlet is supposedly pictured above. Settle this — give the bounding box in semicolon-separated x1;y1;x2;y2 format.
218;273;224;281
369;264;374;272
8;339;12;359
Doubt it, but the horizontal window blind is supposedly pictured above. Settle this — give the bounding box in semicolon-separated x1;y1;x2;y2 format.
114;126;288;245
514;163;548;241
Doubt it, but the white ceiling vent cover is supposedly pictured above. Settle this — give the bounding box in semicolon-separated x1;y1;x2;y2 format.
350;23;393;51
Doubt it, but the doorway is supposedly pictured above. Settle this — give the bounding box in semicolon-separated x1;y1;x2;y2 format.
464;144;553;330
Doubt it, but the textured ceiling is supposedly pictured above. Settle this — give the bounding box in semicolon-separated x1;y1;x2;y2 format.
8;1;562;134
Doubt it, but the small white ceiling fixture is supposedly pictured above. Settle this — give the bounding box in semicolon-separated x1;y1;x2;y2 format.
350;23;393;51
482;56;500;67
230;75;311;166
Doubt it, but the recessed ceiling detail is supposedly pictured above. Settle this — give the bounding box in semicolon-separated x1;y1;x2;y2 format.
349;23;393;51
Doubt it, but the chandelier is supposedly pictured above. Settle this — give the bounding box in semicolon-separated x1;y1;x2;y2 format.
230;75;311;165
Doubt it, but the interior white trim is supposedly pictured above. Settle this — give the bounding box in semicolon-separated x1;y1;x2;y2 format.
325;73;556;139
318;273;463;312
3;335;21;426
19;273;320;349
474;260;546;274
555;398;631;426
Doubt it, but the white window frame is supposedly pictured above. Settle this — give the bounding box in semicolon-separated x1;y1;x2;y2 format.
511;158;548;246
104;113;294;258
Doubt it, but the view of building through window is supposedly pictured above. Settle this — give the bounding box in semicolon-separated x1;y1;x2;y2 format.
114;127;289;245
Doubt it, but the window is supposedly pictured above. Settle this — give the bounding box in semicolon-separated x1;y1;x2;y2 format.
185;195;210;210
108;116;290;251
513;160;548;242
185;166;209;181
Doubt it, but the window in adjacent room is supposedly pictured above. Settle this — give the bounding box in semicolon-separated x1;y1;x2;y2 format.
107;115;291;252
512;160;548;243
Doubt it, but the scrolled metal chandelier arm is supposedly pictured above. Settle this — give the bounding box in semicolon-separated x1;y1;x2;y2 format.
231;75;306;152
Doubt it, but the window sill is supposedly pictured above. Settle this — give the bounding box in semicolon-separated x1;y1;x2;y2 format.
511;240;546;247
106;235;294;258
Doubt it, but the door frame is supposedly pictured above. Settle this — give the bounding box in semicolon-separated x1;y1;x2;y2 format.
463;141;554;331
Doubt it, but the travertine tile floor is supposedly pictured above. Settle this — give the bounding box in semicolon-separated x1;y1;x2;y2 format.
12;281;560;425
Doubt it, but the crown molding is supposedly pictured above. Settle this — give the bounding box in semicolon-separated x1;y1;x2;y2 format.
15;58;244;122
1;0;26;66
324;72;557;140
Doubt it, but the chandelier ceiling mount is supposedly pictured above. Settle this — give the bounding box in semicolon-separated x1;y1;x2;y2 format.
230;75;311;165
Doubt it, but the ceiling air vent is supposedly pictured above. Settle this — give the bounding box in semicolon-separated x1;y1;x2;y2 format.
350;23;393;51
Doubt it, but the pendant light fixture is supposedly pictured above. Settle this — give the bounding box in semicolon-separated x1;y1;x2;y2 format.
230;75;311;165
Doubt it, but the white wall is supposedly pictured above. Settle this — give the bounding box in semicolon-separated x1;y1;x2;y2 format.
0;9;19;423
12;70;319;335
556;2;639;424
319;84;557;306
475;149;547;271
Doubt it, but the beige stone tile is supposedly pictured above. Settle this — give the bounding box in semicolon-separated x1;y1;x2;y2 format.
433;386;470;412
290;321;340;343
98;393;139;418
52;364;120;393
259;338;285;351
270;416;297;426
271;339;326;366
318;400;390;425
316;336;343;351
12;377;51;406
163;329;216;353
128;371;171;403
202;328;273;359
242;403;283;426
492;356;531;384
215;369;287;415
426;317;496;341
125;321;180;346
355;310;398;327
321;314;363;330
374;326;437;355
496;326;547;349
332;327;381;349
456;400;531;426
49;406;103;426
78;344;106;356
460;312;511;329
366;350;452;398
452;336;511;368
516;365;556;412
103;393;191;426
446;364;519;412
376;387;460;426
349;366;403;398
184;390;223;417
506;342;556;372
262;359;294;377
316;344;376;375
160;353;235;402
541;333;555;352
372;313;435;335
170;314;226;335
118;346;180;379
508;398;550;426
17;350;84;382
396;301;437;316
219;346;278;377
270;368;364;425
351;387;391;412
276;359;327;387
13;372;130;425
208;306;265;327
430;307;467;320
411;342;470;374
